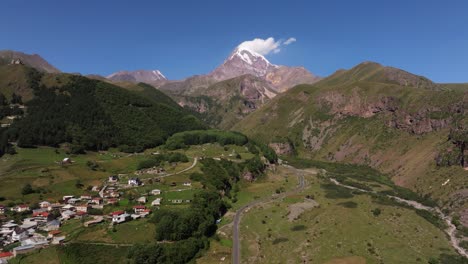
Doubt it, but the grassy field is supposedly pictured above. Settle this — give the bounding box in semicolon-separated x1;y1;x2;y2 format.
237;167;457;264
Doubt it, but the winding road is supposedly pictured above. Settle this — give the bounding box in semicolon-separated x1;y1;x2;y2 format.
232;166;306;264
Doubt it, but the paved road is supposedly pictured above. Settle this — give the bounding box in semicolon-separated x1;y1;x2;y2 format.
232;166;305;264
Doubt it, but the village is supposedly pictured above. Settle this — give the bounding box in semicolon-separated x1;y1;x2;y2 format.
0;156;196;263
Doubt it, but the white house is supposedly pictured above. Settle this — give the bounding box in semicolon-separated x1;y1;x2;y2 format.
75;204;89;213
183;182;192;187
12;227;28;242
128;178;142;186
137;196;147;204
111;211;130;224
108;175;119;183
0;205;5;214
12;205;30;213
150;189;161;195
61;210;76;220
39;201;50;209
151;198;161;207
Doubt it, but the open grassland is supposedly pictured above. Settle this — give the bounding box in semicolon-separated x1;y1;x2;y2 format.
237;167;458;264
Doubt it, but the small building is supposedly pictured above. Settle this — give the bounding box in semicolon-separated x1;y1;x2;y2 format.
133;205;146;214
151;198;161;207
12;245;35;256
62;157;72;164
12;204;30;213
12;227;28;242
183;182;192;187
0;205;5;214
48;230;61;239
137;196;147;204
150;189;161;196
91;197;103;205
44;220;60;231
39;201;51;209
80;194;92;200
61;210;76;220
62;195;74;202
108;175;119;183
0;252;14;262
32;211;49;219
111;211;130;224
61;204;75;211
75;204;89;213
106;198;118;205
128;178;142;186
67;198;80;205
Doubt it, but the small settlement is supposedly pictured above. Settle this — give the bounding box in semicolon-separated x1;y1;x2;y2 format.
0;174;164;260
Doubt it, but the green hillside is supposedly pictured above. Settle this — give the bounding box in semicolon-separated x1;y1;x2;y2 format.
234;61;468;222
0;64;205;153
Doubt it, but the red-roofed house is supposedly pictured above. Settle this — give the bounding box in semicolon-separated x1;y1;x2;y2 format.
133;206;146;214
32;211;49;218
0;251;14;261
12;204;30;213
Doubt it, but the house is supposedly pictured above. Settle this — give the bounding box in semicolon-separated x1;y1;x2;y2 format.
62;157;72;164
128;178;142;186
137;196;147;204
62;195;74;202
12;245;35;256
91;197;103;205
0;252;13;262
12;204;30;213
61;204;75;211
133;205;146;214
108;175;119;183
21;236;48;248
75;204;89;213
150;189;161;196
32;211;49;220
51;236;66;245
48;203;63;211
80;194;92;200
12;227;28;242
48;230;61;239
106;198;118;205
44;220;60;231
61;210;76;220
183;182;192;187
171;199;183;204
67;198;80;205
39;201;51;208
111;211;130;224
151;198;161;207
0;205;5;214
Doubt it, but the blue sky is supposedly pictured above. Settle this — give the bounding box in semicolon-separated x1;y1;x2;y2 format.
1;0;467;82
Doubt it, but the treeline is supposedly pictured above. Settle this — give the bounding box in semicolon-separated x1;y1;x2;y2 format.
6;73;205;153
164;129;278;164
164;130;248;150
137;152;189;170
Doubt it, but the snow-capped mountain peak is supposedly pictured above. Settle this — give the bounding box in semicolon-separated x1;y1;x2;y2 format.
228;47;273;66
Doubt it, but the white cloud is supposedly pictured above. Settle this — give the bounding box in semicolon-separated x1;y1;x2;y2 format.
284;37;297;45
236;37;297;55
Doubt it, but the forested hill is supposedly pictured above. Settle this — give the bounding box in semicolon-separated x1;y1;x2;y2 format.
1;65;206;153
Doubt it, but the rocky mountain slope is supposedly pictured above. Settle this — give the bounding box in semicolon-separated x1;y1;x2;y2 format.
234;61;468;224
157;46;319;128
0;50;60;73
107;69;167;86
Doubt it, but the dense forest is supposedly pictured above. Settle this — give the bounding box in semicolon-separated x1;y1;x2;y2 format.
4;71;205;153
